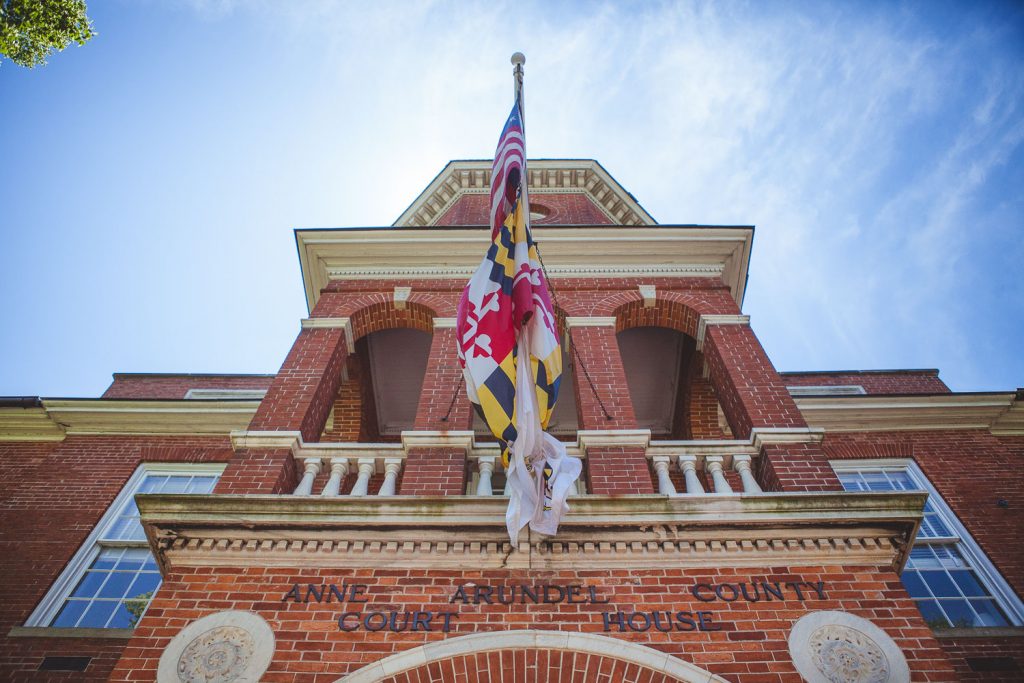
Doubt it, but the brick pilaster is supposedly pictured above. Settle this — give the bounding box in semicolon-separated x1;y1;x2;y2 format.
398;447;467;495
585;446;654;494
247;326;349;441
569;325;636;430
414;327;472;431
702;322;841;491
398;325;472;496
213;448;298;495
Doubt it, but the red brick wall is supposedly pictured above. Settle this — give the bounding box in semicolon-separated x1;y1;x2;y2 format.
398;447;467;496
781;370;949;395
414;328;473;432
684;373;733;440
586;446;654;495
106;564;956;682
938;635;1024;681
102;374;274;399
0;437;232;683
436;193;614;226
568;326;636;430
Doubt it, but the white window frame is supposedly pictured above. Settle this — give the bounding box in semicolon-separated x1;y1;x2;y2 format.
788;385;867;396
183;388;267;400
24;462;224;628
832;458;1024;627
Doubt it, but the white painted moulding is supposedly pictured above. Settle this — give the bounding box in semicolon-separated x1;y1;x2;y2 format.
336;629;727;683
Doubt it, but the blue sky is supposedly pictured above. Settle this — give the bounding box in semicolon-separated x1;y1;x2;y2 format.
1;0;1022;397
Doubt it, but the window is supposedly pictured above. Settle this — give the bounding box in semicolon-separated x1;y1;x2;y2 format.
834;461;1024;629
787;385;866;396
183;388;267;400
25;463;222;629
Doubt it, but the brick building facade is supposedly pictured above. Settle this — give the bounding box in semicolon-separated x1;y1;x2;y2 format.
1;158;1022;682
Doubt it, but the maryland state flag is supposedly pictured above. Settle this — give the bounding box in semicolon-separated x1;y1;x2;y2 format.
456;98;581;541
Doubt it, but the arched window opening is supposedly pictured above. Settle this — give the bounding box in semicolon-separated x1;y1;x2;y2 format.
617;326;694;439
322;328;432;443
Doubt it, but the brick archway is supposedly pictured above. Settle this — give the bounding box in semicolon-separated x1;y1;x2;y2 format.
336;630;728;683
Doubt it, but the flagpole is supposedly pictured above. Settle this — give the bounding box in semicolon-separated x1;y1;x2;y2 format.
511;52;530;227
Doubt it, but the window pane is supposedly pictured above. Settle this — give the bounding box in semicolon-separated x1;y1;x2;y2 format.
186;476;218;494
69;570;107;599
92;548;123;570
941;600;979;628
161;476;191;494
899;570;928;598
97;571;134;599
970;599;1010;627
79;600;118;628
915;599;949;629
51;600;88;628
115;549;149;571
106;603;134;629
126;571;161;599
950;570;988;598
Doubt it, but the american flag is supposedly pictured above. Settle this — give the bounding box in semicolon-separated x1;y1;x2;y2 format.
489;100;525;240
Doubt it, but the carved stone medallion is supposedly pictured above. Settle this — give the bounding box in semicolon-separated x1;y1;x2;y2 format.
157;611;274;683
789;611;909;683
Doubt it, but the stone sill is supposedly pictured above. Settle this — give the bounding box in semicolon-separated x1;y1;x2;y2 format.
7;626;134;639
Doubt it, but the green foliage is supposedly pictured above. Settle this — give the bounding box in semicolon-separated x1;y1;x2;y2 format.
124;591;154;627
0;0;95;68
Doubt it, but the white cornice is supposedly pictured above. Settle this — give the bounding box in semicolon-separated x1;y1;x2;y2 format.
400;430;476;452
0;406;66;442
695;314;750;351
564;316;617;328
577;429;651;453
230;430;303;453
301;317;354;351
393;160;657;229
297;226;752;313
794;393;1021;434
750;427;825;450
138;492;925;572
35;400;260;437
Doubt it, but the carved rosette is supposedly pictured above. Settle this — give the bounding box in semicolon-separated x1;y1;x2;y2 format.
157;611;274;683
789;611;909;683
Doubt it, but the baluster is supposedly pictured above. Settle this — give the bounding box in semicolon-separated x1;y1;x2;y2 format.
652;456;677;495
350;458;375;496
676;455;705;495
476;456;496;496
732;454;762;493
293;457;322;496
320;457;349;496
377;458;402;496
705;456;733;494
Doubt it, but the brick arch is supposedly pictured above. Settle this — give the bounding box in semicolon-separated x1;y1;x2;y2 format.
611;296;703;339
335;630;728;683
346;299;437;344
407;292;457;317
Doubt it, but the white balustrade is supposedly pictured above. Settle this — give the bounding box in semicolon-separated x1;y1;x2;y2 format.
476;456;497;496
349;458;375;496
704;456;733;494
732;454;762;493
378;458;402;496
320;457;349;496
295;454;404;496
652;456;677;496
293;457;322;496
676;455;705;495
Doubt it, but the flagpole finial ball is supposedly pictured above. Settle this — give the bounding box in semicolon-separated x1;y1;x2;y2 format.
511;52;525;66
